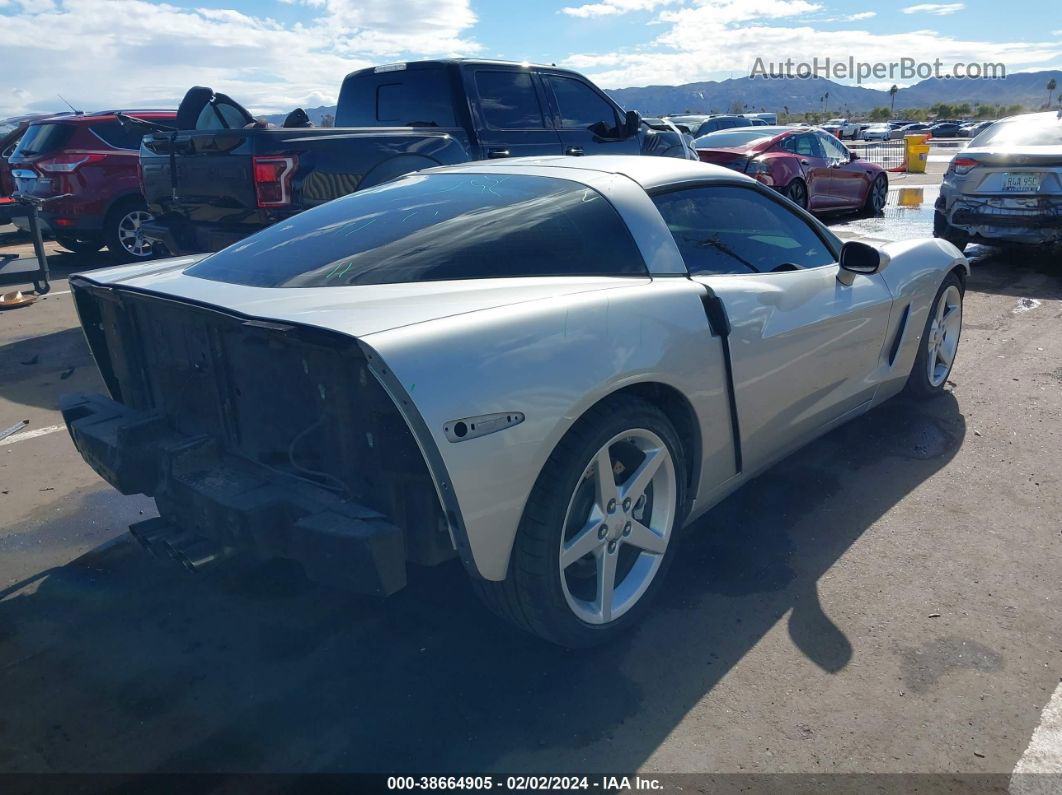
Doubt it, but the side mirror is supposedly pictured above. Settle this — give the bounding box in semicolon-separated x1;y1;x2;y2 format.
625;110;641;137
837;241;890;285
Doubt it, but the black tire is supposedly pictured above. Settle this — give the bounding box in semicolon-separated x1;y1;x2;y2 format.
104;199;156;263
55;236;103;255
472;395;687;648
785;178;809;209
905;273;964;399
862;173;888;214
933;210;969;252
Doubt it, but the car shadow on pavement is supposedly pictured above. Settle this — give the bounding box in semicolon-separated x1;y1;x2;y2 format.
965;245;1062;301
0;393;964;775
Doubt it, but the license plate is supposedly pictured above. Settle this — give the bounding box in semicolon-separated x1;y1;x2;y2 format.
1002;173;1040;192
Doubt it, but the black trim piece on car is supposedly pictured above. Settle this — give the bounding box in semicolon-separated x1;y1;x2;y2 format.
888;303;911;366
358;340;481;580
697;283;743;474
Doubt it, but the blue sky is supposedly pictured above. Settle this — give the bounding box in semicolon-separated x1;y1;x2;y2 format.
0;0;1059;116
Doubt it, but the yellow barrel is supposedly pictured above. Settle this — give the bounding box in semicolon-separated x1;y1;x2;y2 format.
905;134;931;174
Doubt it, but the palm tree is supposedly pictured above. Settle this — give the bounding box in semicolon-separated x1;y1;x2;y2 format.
1048;79;1058;109
889;84;899;116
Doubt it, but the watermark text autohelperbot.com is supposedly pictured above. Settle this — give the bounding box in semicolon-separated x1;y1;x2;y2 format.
750;57;1006;84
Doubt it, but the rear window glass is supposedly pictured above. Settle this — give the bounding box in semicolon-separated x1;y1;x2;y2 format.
971;117;1062;147
12;123;72;157
694;129;778;147
475;71;545;129
90;121;149;149
336;67;457;128
186;173;647;287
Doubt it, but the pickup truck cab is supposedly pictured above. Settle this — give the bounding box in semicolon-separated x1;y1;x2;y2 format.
141;59;694;254
822;119;861;140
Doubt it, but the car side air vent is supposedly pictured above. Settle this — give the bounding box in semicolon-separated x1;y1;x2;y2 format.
444;412;525;443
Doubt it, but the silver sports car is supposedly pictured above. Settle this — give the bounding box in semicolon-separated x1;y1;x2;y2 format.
62;156;969;646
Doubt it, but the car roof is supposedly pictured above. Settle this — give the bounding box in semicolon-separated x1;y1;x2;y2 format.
422;154;755;191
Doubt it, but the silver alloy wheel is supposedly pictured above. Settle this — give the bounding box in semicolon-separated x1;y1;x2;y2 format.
926;284;962;387
117;209;154;257
559;428;677;625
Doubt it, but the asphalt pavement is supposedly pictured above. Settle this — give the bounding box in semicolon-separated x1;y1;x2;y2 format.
0;171;1060;790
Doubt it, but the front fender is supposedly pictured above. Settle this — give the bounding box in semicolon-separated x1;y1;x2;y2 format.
361;278;736;581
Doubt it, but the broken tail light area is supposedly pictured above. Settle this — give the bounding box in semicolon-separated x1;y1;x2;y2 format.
252;154;297;208
35;152;107;173
947;157;979;176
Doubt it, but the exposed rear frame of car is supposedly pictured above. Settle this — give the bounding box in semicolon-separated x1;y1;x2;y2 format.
61;276;481;591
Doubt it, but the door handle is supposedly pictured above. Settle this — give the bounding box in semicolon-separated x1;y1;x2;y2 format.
487;149;510;159
566;147;585;156
800;159;810;165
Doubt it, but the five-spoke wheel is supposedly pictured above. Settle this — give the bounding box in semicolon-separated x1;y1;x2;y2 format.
473;396;685;647
559;428;676;625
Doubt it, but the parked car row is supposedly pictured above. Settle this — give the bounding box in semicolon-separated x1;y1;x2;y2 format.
3;60;699;260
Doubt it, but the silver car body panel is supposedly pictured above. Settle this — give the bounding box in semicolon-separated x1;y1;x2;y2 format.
71;156;967;582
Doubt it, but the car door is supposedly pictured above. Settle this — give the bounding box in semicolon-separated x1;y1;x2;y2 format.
469;69;563;159
817;131;866;208
650;183;894;471
779;132;834;209
539;72;639;156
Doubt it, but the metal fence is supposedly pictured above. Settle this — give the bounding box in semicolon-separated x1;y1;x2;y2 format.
848;140;906;170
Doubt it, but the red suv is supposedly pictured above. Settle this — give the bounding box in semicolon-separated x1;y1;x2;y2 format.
8;110;177;261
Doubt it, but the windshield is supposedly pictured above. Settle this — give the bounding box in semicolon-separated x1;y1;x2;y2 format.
11;123;72;157
970;117;1062;147
187;173;647;287
694;128;783;147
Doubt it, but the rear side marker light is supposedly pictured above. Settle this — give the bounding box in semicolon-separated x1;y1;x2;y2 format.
252;155;297;208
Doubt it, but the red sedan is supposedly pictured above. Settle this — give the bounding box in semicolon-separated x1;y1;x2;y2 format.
695;126;888;214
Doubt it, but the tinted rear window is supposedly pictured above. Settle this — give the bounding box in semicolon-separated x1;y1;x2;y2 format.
12;123;72;157
475;71;546;129
336;67;457;128
186;173;646;287
90;121;149;150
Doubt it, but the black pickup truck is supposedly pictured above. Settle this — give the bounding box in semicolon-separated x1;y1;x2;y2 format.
140;59;695;254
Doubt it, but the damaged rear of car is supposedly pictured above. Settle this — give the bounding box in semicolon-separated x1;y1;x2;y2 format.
935;111;1062;250
61;169;655;601
63;286;453;595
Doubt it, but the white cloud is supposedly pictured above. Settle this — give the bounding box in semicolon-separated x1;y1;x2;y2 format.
0;0;480;116
844;11;877;20
561;0;678;18
563;12;1061;90
901;3;964;15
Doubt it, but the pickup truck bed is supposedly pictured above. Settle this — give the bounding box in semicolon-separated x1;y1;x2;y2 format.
141;126;470;253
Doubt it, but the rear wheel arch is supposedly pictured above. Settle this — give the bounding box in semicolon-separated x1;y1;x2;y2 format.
572;381;703;504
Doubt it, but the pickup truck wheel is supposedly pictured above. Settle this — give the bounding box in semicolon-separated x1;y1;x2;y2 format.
105;200;156;263
55;236;103;255
473;396;686;647
905;273;964;399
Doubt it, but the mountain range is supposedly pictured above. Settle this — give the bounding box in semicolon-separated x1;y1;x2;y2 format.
261;69;1062;125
